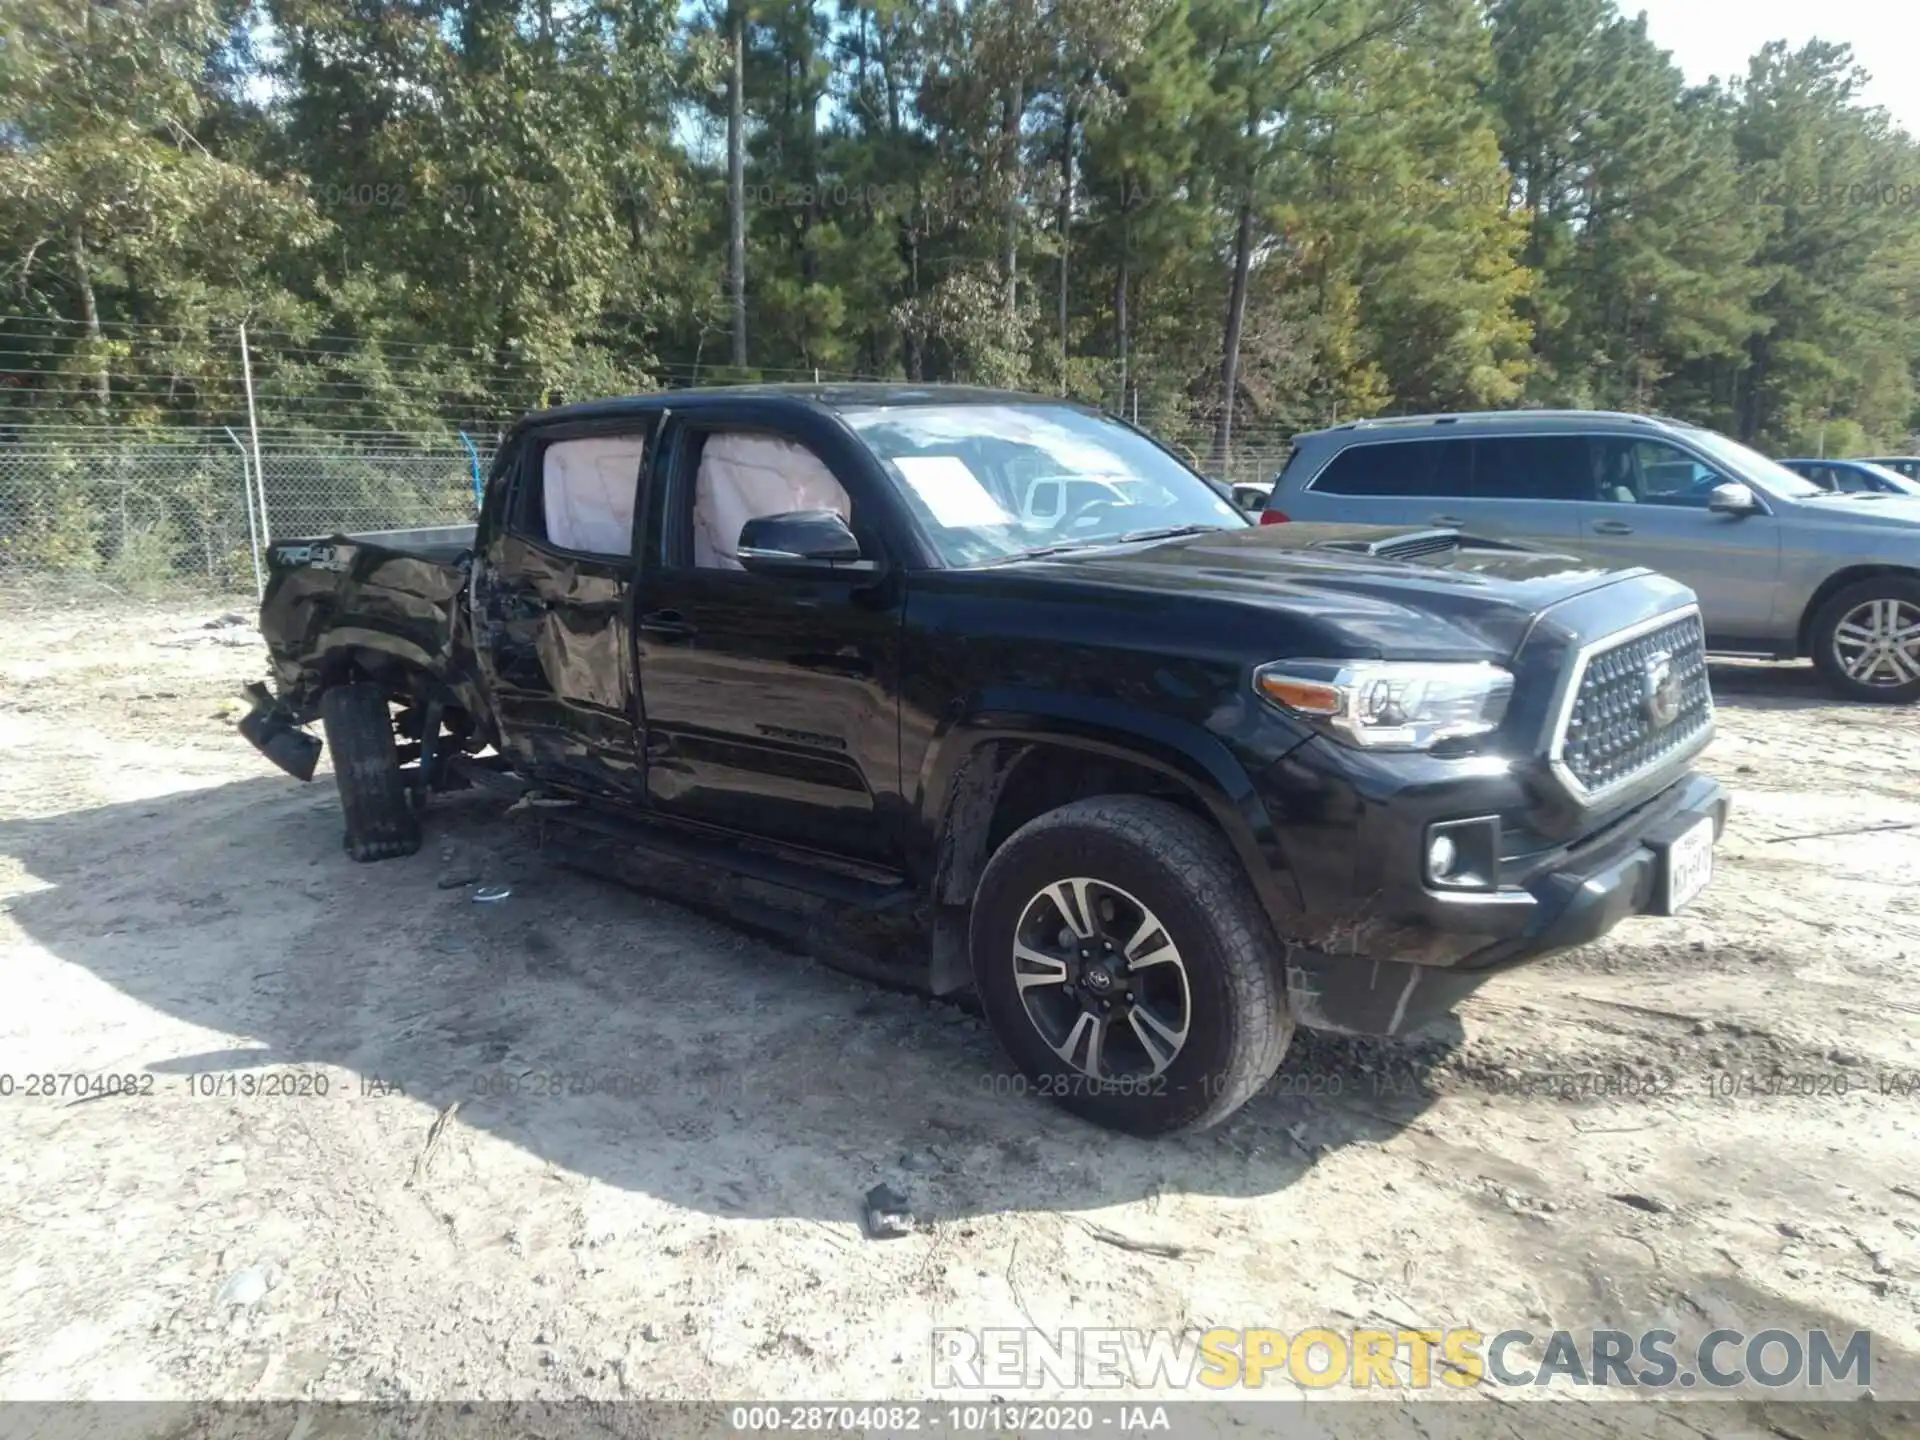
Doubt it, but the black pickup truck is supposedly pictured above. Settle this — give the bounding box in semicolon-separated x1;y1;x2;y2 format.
241;384;1728;1135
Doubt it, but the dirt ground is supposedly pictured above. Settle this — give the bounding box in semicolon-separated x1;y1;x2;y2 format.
1;589;1917;1429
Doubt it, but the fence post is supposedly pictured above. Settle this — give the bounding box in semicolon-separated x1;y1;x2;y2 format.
224;426;263;599
458;430;483;510
238;323;272;546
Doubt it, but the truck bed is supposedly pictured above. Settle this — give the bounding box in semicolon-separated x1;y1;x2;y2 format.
272;523;477;567
259;524;481;720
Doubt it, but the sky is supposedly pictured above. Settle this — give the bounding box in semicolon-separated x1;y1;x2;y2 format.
1633;0;1920;136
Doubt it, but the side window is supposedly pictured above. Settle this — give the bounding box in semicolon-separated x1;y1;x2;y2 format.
1470;436;1591;501
687;430;853;571
1063;479;1117;511
1310;439;1470;497
1791;463;1832;491
1028;479;1062;520
1591;439;1722;507
1832;465;1874;494
532;432;650;555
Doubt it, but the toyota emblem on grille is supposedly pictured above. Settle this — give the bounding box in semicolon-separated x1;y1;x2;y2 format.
1642;650;1682;729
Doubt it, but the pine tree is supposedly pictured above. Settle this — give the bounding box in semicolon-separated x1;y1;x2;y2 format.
1725;41;1920;449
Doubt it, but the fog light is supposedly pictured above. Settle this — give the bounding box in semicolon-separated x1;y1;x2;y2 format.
1424;817;1501;891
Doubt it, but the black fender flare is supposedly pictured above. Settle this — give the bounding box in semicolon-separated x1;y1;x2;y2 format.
916;686;1307;944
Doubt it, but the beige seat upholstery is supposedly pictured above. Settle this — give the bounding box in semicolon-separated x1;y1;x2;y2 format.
542;436;647;554
693;433;852;570
1593;444;1637;504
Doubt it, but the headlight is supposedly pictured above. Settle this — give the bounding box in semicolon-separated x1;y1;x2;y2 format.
1254;660;1513;750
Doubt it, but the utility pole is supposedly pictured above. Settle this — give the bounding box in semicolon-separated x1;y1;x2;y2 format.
727;3;748;369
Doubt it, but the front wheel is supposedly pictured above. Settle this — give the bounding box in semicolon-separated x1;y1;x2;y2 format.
969;796;1292;1136
1811;578;1920;703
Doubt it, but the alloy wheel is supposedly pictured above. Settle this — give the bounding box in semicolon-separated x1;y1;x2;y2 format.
1832;598;1920;687
1011;877;1192;1080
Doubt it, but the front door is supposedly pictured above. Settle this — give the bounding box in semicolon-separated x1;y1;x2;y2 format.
632;413;903;864
472;423;655;799
1575;436;1783;641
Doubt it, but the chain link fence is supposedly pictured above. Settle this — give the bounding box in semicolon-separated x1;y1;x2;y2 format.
0;442;260;596
0;423;1290;600
254;446;485;548
0;433;487;598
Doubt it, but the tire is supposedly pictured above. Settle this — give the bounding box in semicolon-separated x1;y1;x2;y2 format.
1810;577;1920;704
969;795;1292;1136
320;682;422;862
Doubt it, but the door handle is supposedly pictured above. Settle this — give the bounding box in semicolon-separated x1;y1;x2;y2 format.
1429;514;1464;528
640;609;697;641
1591;519;1634;535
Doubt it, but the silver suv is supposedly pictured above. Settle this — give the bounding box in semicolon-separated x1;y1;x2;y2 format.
1262;411;1920;702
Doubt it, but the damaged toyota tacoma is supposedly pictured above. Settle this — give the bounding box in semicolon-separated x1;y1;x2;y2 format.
241;385;1728;1135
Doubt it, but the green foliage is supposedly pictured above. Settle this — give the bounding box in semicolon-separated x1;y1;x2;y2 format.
2;0;1918;479
0;455;102;573
104;513;189;597
894;270;1034;387
1721;42;1920;450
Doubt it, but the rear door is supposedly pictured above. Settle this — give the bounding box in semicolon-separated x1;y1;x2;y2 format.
471;420;657;798
1575;435;1783;640
1295;434;1586;544
1294;436;1475;528
1454;434;1588;543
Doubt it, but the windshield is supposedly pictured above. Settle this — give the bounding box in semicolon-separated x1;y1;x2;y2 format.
839;403;1246;565
1679;427;1825;498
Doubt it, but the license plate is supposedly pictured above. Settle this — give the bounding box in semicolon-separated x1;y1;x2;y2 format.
1661;816;1715;914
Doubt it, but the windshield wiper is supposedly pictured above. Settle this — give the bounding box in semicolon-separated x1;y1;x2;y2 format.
983;523;1230;566
1108;523;1230;545
984;538;1110;563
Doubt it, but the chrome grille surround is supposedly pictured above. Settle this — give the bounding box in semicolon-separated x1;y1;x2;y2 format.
1549;606;1714;805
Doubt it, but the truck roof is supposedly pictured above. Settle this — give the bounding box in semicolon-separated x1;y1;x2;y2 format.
518;382;1088;432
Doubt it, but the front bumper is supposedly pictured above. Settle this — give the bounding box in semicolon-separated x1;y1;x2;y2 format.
1284;771;1729;1037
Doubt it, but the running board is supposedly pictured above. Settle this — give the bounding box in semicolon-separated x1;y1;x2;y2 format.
537;804;916;913
443;753;530;798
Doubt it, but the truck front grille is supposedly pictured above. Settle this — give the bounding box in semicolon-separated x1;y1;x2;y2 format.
1553;609;1712;801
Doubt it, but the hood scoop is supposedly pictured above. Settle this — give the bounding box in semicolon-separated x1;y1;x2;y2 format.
1307;528;1529;564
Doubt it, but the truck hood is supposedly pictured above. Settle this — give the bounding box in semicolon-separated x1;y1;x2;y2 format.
1008;522;1640;659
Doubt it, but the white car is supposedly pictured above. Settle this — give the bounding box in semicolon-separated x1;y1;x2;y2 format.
1019;475;1153;531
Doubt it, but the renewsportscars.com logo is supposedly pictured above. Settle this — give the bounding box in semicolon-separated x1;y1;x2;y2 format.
931;1326;1874;1393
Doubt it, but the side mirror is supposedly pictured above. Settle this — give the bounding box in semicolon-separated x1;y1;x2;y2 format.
736;509;869;575
1707;482;1760;516
1231;484;1273;514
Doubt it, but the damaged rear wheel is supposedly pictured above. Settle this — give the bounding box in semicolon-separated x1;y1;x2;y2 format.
321;682;421;862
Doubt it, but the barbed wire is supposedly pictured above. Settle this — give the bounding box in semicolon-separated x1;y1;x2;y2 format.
0;316;878;383
0;318;1311;521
